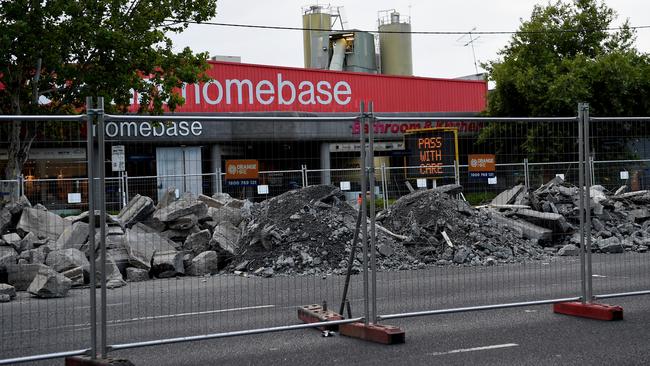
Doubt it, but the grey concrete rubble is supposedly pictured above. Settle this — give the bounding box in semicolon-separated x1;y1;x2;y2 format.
27;267;72;298
1;177;649;301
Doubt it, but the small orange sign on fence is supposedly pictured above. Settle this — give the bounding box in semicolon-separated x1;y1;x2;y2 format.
468;154;496;178
225;160;259;180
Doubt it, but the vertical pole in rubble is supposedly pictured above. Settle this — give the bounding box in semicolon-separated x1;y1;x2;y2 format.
85;97;97;359
97;97;108;357
368;102;377;324
359;101;370;325
577;104;587;303
583;104;594;303
381;163;388;211
124;170;130;204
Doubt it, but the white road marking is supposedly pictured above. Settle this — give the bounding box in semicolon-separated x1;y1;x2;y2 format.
5;305;276;334
427;343;519;356
108;305;276;325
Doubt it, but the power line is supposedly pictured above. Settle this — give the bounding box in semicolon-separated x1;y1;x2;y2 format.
165;19;650;36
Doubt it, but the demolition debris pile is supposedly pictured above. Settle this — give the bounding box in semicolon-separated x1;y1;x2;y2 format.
1;178;648;302
377;185;547;266
485;177;650;255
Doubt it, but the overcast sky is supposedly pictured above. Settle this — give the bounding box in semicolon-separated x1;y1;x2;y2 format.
169;0;650;79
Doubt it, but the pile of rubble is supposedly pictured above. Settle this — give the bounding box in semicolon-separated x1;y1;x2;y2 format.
485;177;650;255
378;185;548;266
230;185;413;276
3;177;648;302
0;189;252;301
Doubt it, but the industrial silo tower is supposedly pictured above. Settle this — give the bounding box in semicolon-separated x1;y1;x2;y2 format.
302;5;332;69
378;10;413;76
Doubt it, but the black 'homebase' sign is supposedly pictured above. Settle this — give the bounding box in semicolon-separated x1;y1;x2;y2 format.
404;128;458;179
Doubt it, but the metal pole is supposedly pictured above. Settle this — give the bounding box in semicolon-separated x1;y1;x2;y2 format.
216;168;222;194
368;102;377;324
577;103;587;304
523;159;530;191
97;97;108;358
124;170;130;204
583;104;593;303
590;154;596;187
454;159;460;186
359;102;369;326
301;164;307;188
85;97;97;359
381;163;388;211
339;207;363;316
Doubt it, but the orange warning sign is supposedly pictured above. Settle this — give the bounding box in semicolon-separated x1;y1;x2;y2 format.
225;160;259;180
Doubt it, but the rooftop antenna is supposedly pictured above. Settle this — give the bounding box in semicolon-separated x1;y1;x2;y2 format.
456;27;480;74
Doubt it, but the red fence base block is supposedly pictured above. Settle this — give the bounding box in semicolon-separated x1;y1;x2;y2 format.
297;304;343;331
65;356;135;366
339;322;406;345
553;302;623;321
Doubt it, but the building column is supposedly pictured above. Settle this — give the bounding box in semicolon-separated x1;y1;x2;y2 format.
320;142;331;185
211;144;222;194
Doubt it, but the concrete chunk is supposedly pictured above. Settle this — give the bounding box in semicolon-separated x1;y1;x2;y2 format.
492;184;526;205
17;207;70;240
27;267;72;298
490;211;553;242
55;221;89;250
46;248;90;273
3;263;51;291
186;251;219;276
117;194;155;228
514;209;572;233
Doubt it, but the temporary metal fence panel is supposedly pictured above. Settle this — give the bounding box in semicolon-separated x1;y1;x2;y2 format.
588;116;650;300
371;115;585;320
0;113;93;364
99;110;366;353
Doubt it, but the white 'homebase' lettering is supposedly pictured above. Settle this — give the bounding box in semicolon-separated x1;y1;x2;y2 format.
169;74;353;108
104;121;203;138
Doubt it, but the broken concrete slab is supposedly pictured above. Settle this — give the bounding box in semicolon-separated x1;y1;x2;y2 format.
186;250;219;276
491;184;526;205
3;263;51;291
209;221;241;255
0;283;16;299
55;221;89;250
168;214;198;230
17;207;70;241
0;246;18;266
116;194;155;228
124;227;177;270
126;267;149;282
62;266;86;287
597;237;624;253
183;229;211;256
151;250;184;278
153;195;208;223
0;208;12;233
27;267;72;298
198;194;225;209
514;209;572;233
558;244;580;256
489;211;553;242
46;248;90;273
628;209;650;223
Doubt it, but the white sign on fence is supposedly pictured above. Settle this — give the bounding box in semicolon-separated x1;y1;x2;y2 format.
339;181;351;191
555;173;565;180
257;185;269;195
416;178;427;188
620;171;629;180
488;176;498;185
67;193;82;204
111;145;125;172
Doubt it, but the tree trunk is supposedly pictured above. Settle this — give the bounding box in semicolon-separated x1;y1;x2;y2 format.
2;95;33;200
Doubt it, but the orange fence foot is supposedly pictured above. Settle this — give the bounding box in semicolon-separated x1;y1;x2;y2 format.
553;301;623;321
297;304;343;331
339;322;405;345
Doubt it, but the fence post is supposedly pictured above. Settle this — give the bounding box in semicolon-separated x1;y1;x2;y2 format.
381;163;388;211
216;167;222;194
589;154;596;187
123;170;130;204
85;97;98;359
359;102;370;326
96;97;108;358
368;102;377;324
523;159;530;191
583;104;594;303
301;165;308;188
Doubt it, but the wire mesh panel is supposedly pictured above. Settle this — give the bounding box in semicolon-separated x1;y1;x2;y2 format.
588;117;650;298
100;114;366;350
371;116;585;319
0;117;92;363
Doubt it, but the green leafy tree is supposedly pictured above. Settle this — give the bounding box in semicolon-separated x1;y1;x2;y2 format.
0;0;217;185
481;0;650;162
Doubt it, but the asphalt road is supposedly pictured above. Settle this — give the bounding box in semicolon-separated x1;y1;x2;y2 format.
1;253;649;365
